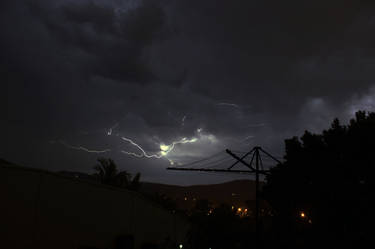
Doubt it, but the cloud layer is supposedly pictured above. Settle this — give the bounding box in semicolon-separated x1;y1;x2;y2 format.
2;0;375;184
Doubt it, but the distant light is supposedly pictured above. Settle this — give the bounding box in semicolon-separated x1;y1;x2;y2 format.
300;211;306;218
238;208;242;212
231;206;234;210
179;244;183;249
244;208;248;212
184;197;188;201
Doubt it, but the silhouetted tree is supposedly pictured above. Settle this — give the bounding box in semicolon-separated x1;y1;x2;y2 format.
188;201;252;249
93;158;141;191
140;192;178;211
128;172;141;191
263;111;375;249
193;199;212;214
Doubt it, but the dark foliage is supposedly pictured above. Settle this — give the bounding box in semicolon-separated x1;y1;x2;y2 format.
188;201;254;249
263;111;375;248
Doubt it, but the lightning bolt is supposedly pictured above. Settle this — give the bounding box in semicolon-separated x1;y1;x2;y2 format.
120;136;198;164
52;141;111;153
246;123;266;128
242;135;254;141
160;137;198;155
121;137;163;159
217;102;240;108
107;123;119;136
181;115;186;127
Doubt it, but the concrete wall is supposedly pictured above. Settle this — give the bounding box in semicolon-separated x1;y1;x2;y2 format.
0;163;189;249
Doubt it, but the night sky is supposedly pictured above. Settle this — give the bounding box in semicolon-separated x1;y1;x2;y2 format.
2;0;375;185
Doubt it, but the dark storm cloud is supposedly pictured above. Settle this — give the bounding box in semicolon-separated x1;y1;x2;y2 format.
160;0;375;99
152;0;375;132
28;0;166;82
2;0;375;184
0;0;170;171
2;0;167;130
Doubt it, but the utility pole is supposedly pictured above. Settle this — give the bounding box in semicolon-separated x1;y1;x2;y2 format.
167;146;281;249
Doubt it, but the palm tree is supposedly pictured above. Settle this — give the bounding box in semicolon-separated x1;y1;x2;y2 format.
93;158;141;191
128;172;141;191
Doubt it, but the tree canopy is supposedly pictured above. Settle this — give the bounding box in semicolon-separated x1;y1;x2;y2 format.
263;111;375;248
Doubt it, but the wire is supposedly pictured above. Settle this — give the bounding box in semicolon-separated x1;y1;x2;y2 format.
202;158;238;169
188;154;230;169
198;156;233;167
177;151;225;167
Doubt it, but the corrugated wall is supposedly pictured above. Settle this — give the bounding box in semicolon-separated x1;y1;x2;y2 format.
0;164;189;249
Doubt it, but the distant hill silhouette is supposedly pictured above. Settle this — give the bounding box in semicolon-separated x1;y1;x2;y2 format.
58;170;261;211
140;180;262;210
1;159;261;211
59;170;97;182
58;170;260;208
0;158;16;166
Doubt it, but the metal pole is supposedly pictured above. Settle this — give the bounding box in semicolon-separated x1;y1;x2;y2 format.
255;147;260;249
167;146;280;249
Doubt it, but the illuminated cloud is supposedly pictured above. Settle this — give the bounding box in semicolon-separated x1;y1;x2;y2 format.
346;86;375;116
